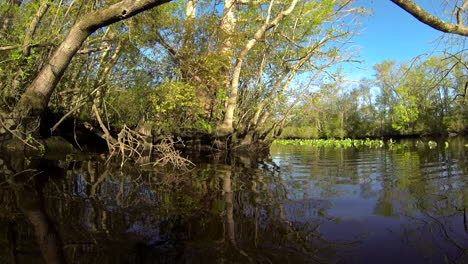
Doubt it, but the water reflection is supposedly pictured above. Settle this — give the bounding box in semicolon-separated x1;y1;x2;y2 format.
0;155;67;264
0;138;467;263
0;155;350;263
271;137;468;263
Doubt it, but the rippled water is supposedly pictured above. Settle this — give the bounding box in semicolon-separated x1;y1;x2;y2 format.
271;138;468;263
0;138;467;263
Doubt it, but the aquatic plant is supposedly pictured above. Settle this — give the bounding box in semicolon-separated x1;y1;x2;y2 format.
272;138;385;149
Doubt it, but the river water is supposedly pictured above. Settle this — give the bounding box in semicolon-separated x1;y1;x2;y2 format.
0;138;467;263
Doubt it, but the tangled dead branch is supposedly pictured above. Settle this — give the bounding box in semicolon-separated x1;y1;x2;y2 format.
151;137;194;169
89;104;193;169
107;125;194;170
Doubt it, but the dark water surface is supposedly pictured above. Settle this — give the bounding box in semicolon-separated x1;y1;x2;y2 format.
0;138;467;263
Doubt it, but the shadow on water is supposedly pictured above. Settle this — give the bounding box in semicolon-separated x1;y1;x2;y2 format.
0;137;467;263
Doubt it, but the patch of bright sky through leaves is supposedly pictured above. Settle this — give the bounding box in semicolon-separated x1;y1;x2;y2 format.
291;0;454;96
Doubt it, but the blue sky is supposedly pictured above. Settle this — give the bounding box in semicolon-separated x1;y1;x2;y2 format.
343;0;447;81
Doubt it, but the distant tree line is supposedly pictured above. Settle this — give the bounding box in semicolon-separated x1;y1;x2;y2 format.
281;54;468;139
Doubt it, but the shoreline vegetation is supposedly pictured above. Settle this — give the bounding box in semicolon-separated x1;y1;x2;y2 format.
272;138;456;150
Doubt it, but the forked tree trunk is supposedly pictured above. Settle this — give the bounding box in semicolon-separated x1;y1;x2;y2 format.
218;0;299;135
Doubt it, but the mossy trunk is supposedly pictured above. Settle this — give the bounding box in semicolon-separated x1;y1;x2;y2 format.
11;90;48;135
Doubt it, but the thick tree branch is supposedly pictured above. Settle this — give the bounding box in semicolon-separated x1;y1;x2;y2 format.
391;0;468;37
0;43;105;54
155;31;177;57
21;0;172;111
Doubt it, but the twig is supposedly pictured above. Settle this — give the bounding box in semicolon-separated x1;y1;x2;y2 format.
50;100;87;133
92;104;116;148
73;119;82;151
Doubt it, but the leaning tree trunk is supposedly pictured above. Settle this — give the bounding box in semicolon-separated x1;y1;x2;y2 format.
11;0;172;135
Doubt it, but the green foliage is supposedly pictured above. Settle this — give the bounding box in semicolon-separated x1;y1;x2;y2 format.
107;85;154;128
392;102;419;133
151;81;199;115
280;126;320;139
194;119;213;134
150;80;207;134
427;140;437;149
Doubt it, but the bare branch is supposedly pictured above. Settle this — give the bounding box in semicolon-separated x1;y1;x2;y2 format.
276;32;304;49
237;0;270;5
0;45;19;51
457;0;468;26
155;30;178;57
0;43;54;52
23;0;53;56
77;45;110;54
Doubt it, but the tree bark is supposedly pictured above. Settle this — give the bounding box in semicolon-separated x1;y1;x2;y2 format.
93;39;123;112
391;0;468;37
219;0;237;57
216;0;238;135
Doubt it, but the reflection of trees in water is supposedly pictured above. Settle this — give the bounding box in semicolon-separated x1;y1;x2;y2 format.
0;153;358;263
405;172;468;264
372;142;468;264
0;155;67;264
215;158;359;263
399;208;468;264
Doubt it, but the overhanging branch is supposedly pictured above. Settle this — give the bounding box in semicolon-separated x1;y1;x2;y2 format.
391;0;468;37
